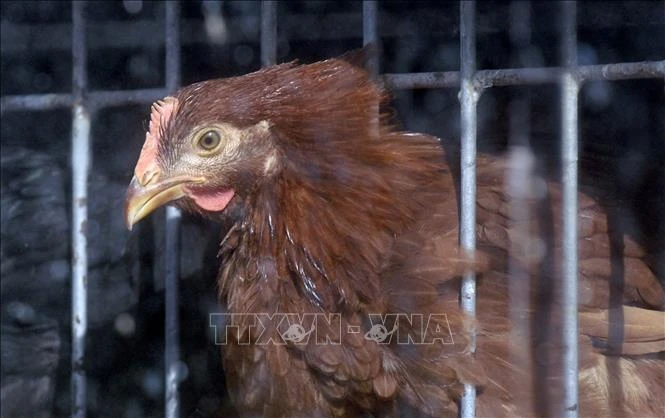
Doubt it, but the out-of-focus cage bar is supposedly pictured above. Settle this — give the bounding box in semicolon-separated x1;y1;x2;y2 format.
506;1;534;414
164;2;182;418
261;1;278;67
362;0;379;75
1;1;665;417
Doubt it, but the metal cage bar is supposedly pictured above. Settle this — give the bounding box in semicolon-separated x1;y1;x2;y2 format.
362;2;380;145
362;0;379;76
459;1;478;417
0;2;664;417
560;2;580;416
384;61;665;90
164;3;182;417
261;1;278;67
4;62;663;113
71;2;89;417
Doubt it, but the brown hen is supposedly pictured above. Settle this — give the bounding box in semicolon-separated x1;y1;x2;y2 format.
124;56;665;417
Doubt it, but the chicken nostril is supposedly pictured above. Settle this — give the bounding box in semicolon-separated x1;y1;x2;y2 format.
139;168;160;186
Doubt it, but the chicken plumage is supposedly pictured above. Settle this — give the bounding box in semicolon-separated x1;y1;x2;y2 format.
125;56;665;417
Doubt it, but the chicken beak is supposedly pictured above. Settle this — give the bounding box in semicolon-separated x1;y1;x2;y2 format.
124;175;204;230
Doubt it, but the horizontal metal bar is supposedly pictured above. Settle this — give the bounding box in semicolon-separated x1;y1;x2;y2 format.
1;88;169;113
0;93;74;112
3;9;661;54
384;60;665;89
91;88;170;108
2;61;661;113
4;60;660;113
386;71;461;89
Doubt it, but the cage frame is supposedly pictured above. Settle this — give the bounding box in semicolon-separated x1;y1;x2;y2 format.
1;1;664;417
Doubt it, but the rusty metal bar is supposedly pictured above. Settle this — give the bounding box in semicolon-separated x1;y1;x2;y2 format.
560;2;580;417
70;1;89;417
459;1;478;417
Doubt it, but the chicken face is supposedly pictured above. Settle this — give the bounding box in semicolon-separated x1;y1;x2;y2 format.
125;59;386;231
124;94;278;230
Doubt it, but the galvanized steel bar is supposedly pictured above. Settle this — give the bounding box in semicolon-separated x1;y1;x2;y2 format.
459;1;478;417
71;105;90;418
383;60;665;89
1;89;167;112
261;1;278;67
70;2;89;417
560;2;580;417
164;2;182;418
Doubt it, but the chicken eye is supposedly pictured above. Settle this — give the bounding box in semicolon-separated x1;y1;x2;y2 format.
197;130;222;151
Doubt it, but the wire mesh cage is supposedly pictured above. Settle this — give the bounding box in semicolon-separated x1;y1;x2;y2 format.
1;1;663;417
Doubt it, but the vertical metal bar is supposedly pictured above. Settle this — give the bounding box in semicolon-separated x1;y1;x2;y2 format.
362;0;379;75
71;1;89;417
165;2;181;91
362;0;380;140
164;2;181;418
459;1;478;417
560;2;579;417
261;1;278;67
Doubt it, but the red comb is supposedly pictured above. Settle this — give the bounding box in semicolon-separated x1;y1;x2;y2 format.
134;96;178;183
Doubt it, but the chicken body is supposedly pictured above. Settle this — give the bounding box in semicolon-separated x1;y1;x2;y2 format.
125;57;665;417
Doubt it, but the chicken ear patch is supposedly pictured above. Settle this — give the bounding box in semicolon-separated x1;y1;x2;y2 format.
188;188;236;213
135;96;179;182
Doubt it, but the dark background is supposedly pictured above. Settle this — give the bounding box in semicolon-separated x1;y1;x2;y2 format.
1;1;663;417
